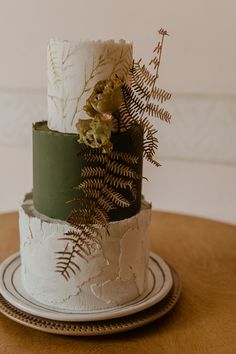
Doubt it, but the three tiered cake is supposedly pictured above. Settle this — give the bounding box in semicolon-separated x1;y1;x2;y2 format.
19;31;171;311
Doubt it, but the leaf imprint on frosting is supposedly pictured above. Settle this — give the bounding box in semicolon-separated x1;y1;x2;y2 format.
70;47;116;126
48;41;63;90
109;46;133;81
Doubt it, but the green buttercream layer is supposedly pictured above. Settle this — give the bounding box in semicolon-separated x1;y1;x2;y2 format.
33;121;143;222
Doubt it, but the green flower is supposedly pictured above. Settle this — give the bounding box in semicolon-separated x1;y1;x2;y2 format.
76;116;113;153
83;78;123;116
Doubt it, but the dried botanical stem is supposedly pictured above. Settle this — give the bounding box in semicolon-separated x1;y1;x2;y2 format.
70;51;112;126
140;29;168;120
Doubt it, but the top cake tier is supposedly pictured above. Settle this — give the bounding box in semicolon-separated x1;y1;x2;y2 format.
47;39;133;134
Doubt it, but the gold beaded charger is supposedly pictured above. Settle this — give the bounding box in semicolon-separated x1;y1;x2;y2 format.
0;263;181;336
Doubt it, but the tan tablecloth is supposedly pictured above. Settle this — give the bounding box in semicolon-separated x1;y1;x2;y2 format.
0;211;236;353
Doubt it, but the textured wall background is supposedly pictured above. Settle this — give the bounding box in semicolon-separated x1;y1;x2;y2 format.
0;90;236;165
0;0;236;224
0;0;236;94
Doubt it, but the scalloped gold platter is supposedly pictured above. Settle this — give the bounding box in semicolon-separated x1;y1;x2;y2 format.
0;262;181;335
0;252;172;321
0;252;181;335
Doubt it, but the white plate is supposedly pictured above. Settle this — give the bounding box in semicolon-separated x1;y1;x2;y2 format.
0;252;173;322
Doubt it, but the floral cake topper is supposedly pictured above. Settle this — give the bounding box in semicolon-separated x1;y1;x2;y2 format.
76;78;123;153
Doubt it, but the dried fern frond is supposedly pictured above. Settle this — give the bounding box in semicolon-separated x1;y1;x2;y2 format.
132;61;156;89
83;150;109;164
56;224;103;280
81;166;105;178
151;87;171;103
56;28;171;280
110;150;139;164
66;197;95;208
145;103;171;123
90;207;109;227
76;178;104;192
107;160;138;179
149;56;160;70
122;84;146;113
137;117;159;162
119;88;138;130
66;209;90;226
57;144;141;280
98;195;116;212
118;28;171;168
159;28;169;36
106;174;134;190
80;188;101;199
153;42;162;55
104;186;131;208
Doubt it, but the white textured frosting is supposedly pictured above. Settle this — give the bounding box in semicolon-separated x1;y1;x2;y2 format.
47;39;133;134
19;193;151;310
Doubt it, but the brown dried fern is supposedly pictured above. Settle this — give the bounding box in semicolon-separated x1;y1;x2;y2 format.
145;103;171;123
56;28;171;280
55;224;102;280
56;147;139;280
103;186;131;208
151;87;172;103
106;175;135;190
81;166;105;178
110;151;139;165
106;160;138;179
119;28;171;166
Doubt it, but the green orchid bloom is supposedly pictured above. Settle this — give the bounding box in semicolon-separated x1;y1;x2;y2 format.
76;116;113;153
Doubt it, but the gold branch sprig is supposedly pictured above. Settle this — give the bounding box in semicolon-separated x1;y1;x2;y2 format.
70;48;116;126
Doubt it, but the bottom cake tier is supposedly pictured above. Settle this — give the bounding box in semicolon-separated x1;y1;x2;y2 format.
19;193;151;310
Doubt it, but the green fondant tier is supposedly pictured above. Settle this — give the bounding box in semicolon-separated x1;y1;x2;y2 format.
33;121;143;222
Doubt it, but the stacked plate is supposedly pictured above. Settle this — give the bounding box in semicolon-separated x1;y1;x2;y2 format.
0;252;181;335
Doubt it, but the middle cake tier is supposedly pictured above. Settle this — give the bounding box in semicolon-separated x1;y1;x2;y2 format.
33;121;143;221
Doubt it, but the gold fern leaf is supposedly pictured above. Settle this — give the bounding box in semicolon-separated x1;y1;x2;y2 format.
149;56;160;70
76;178;104;191
82;188;101;199
159;28;169;36
107;160;138;179
67;210;88;226
122;84;146;115
83;150;109;164
106;174;135;190
57;28;172;280
110;151;139;164
145;103;171;123
104;186;130;208
153;42;162;55
137;117;159;162
132;61;156;88
56;221;104;280
98;195;116;212
81;166;105;178
151;87;172;103
90;207;109;227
